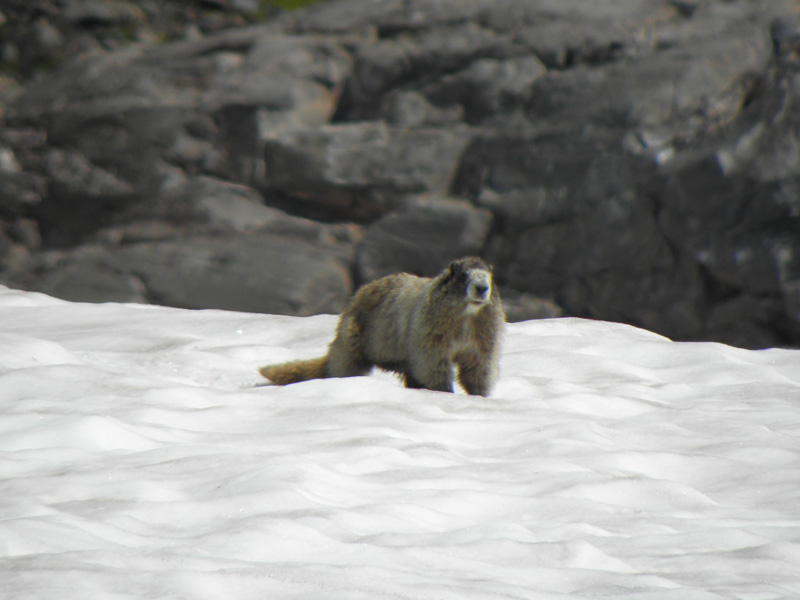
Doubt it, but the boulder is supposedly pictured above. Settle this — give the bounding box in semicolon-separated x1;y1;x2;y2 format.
27;248;150;304
499;289;564;323
24;232;354;315
355;195;492;282
111;234;353;315
334;22;515;121
423;55;547;125
260;124;471;220
526;23;772;144
139;176;296;233
37;149;138;247
0;171;45;216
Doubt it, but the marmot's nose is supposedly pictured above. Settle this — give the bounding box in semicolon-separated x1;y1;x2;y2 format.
474;283;488;297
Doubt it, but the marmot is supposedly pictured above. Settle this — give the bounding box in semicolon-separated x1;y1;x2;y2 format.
259;257;504;396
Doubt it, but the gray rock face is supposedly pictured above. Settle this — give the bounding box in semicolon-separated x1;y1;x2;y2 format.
1;0;800;348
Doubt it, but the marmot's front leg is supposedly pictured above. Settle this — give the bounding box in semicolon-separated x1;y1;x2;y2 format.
456;353;497;397
406;355;453;393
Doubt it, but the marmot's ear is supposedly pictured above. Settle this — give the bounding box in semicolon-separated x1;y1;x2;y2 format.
448;261;459;276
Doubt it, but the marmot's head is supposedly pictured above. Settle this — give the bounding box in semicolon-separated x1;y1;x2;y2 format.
440;257;495;312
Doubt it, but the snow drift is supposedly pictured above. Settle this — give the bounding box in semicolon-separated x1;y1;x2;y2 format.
0;285;798;599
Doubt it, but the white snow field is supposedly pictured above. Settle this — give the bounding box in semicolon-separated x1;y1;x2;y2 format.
0;284;799;600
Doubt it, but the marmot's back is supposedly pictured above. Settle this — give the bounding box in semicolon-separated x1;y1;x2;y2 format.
350;273;429;364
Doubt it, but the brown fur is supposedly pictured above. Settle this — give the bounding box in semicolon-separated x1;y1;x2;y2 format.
259;257;504;396
259;356;328;385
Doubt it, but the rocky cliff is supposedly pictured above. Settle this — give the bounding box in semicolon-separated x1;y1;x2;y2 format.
1;0;799;348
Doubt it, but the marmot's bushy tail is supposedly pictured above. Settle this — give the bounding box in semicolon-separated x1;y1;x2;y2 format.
259;356;329;385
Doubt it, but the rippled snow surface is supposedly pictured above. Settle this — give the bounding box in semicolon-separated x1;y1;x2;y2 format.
1;285;799;599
